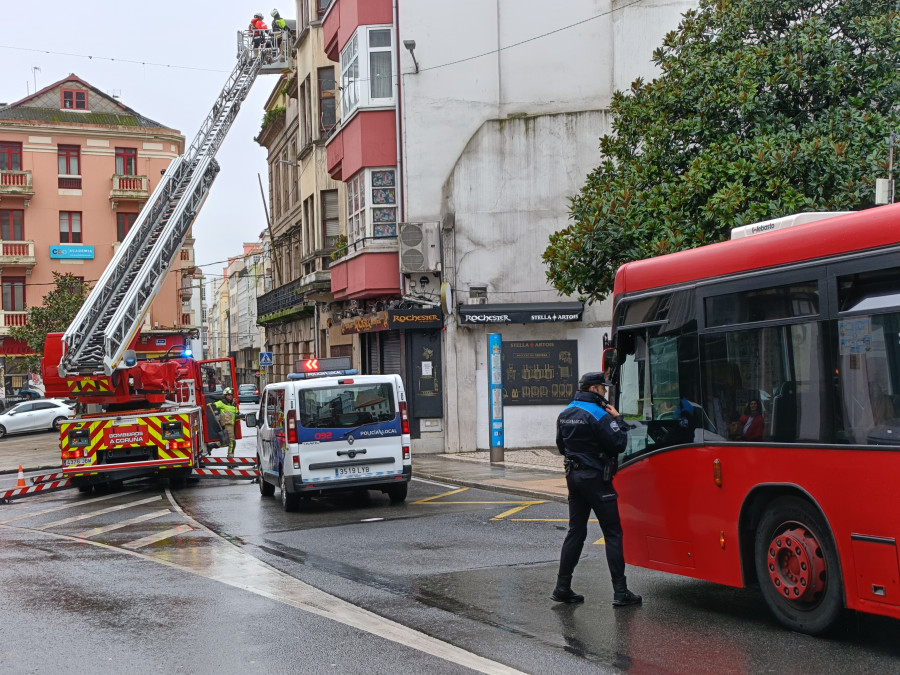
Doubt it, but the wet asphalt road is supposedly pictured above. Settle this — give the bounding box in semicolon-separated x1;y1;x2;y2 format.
0;407;899;673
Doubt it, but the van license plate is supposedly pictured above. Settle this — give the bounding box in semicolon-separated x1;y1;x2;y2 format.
337;466;370;477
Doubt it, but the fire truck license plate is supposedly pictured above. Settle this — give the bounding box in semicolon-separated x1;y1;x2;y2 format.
337;466;370;477
64;457;92;465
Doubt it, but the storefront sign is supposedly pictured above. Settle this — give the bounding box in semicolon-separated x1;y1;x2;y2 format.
458;302;583;325
501;340;578;406
50;245;95;260
341;308;444;334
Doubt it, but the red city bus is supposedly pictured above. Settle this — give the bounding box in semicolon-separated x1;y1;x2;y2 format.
605;205;900;634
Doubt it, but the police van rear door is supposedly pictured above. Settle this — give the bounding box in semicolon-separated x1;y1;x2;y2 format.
296;375;404;486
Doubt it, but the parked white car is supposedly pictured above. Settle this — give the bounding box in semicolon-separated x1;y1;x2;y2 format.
0;399;76;438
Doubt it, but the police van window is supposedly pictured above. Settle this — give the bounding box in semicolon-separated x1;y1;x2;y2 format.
265;390;278;427
298;383;395;428
705;281;818;328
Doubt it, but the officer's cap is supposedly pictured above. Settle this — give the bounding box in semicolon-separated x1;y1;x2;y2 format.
578;371;612;389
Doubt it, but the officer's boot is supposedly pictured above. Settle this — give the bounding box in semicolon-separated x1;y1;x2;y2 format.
612;576;642;607
551;575;584;604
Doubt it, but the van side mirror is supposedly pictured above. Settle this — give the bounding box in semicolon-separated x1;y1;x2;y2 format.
243;412;257;428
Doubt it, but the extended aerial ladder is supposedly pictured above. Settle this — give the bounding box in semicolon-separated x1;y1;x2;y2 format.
58;33;287;382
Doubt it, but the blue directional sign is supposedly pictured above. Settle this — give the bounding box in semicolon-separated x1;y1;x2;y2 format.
259;351;274;367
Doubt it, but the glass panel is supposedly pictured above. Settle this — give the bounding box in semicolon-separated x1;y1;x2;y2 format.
369;29;391;48
369;51;392;99
298;383;395;428
705;281;818;328
700;322;826;444
371;170;394;187
838;267;900;314
372;188;395;205
835;312;900;445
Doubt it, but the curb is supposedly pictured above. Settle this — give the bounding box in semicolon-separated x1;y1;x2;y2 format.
413;469;568;504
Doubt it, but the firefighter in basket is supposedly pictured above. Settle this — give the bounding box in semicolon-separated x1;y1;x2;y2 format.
213;387;244;456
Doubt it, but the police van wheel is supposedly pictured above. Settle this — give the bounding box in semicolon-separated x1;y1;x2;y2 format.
387;483;408;504
258;459;275;497
280;473;299;512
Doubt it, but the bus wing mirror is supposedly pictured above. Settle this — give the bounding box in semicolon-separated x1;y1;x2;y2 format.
602;347;617;375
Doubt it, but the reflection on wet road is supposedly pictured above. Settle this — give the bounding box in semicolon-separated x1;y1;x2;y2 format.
0;484;524;675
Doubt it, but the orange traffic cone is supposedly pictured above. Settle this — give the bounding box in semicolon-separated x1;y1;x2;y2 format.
16;465;26;489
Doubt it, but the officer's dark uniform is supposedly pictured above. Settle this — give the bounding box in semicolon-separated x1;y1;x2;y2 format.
553;372;642;606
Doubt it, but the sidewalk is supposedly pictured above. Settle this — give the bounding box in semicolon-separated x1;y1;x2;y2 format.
0;432;569;503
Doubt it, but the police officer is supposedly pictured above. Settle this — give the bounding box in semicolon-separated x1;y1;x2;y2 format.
552;371;642;606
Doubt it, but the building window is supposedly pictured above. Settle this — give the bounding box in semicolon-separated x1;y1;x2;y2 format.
2;277;24;311
115;147;137;175
368;29;393;99
0;210;24;240
340;27;394;117
347;168;397;244
322;190;339;247
116;213;137;242
58;145;80;175
0;142;22;171
300;76;312;149
318;67;336;134
60;212;82;243
61;88;88;110
341;33;359;116
318;0;330;19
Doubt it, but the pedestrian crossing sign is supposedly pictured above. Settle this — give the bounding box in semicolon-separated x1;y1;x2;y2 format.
259;351;273;367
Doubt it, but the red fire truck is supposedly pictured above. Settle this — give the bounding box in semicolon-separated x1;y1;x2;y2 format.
33;33;289;492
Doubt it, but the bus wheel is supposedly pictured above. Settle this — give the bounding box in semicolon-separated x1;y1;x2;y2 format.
754;496;843;635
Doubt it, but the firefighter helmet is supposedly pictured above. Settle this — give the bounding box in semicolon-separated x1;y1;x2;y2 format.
222;387;234;396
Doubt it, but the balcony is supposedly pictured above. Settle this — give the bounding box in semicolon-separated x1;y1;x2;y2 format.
256;273;331;324
109;174;150;210
0;309;27;335
0;241;36;270
0;169;34;206
330;236;400;301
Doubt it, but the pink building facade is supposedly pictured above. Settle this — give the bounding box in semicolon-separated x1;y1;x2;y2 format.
0;75;190;389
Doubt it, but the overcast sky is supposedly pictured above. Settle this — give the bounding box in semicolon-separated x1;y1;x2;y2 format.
0;1;281;279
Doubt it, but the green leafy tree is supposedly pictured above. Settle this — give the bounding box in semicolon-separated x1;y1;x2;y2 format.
9;273;92;372
544;0;900;303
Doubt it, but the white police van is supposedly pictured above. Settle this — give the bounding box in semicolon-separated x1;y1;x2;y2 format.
245;367;411;511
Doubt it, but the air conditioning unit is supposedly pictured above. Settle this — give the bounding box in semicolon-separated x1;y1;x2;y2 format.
398;222;440;273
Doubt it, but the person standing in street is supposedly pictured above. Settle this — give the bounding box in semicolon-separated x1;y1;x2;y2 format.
553;371;642;607
213;387;242;457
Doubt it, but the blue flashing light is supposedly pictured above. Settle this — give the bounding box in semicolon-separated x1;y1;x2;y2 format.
183;347;193;357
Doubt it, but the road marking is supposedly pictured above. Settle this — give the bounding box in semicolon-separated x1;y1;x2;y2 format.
77;509;171;538
411;487;468;503
490;501;547;521
35;495;163;530
412;477;461;489
0;489;143;524
122;524;193;549
507;517;605;544
1;490;527;674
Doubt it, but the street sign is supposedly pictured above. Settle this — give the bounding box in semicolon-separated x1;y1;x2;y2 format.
259;351;274;367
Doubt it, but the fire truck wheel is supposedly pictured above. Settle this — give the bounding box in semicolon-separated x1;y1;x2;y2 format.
77;485;93;494
52;416;66;431
754;496;843;635
280;472;300;511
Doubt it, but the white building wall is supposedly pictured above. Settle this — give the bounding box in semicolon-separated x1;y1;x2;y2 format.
399;0;697;452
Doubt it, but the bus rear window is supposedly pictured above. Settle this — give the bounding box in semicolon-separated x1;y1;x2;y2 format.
705;281;818;328
298;383;395;428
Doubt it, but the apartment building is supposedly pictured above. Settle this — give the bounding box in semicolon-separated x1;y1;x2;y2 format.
254;1;346;383
0;74;191;390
